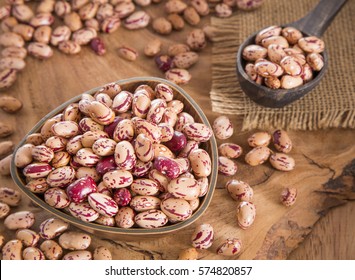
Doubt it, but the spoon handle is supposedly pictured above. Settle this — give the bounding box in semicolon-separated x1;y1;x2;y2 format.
289;0;348;37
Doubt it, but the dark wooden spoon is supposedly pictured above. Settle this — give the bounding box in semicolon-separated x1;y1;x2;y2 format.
236;0;348;108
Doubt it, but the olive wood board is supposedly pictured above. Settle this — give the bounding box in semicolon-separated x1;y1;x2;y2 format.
1;6;355;260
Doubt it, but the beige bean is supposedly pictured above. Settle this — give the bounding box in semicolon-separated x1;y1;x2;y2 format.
0;5;10;21
183;6;200;25
12;4;34;22
64;12;83;31
213;115;233;140
261;35;289;48
54;1;72;18
236;201;256;229
280;187;297;206
134;209;168;228
39;217;69;240
188;148;211;177
300;63;313;82
226;179;253;202
50;25;71;46
93;246;112;260
267;44;286;64
178;247;199;260
96;3;114;21
40;240;63;260
0;32;25;48
85;18;100;31
72;27;97;45
1;17;18;32
28;42;53;59
33;26;52;44
0;68;17;89
59;231;91;250
281;26;303;45
2;239;23;260
280;56;303;76
165;68;191;85
245;146;271;166
191;0;210;16
0;201;10;219
0;57;25;71
161;197;192;222
298;36;325;53
25;178;49;194
0;140;14;158
26;133;44;146
118;45;138;61
144;38;162;57
32;144;54;163
165;0;187;13
115;206;135;228
132;93;151;118
30;12;55;27
23;247;46;260
37;0;55;13
167;43;190;57
12;23;34;41
306;52;324;71
280;75;303;89
269;152;295;171
264;76;281;89
218;143;243;159
124;11;150;30
152;17;173;35
255;59;284;77
0;154;12;175
68;202;100;222
101;15;121;33
58;40;81;55
247;131;271;147
215;3;233;18
218;156;238;176
0;88;22;105
167;13;185;30
173;51;199;69
1;46;27;59
63;250;93;260
242;44;268;62
186;28;206;51
130;195;161;212
4;211;35;230
0;187;22;206
16;229;40;247
114;1;135;19
79;2;99;20
255;25;282;45
44;187;70;208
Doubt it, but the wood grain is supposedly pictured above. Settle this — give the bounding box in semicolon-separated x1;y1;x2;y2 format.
0;4;355;260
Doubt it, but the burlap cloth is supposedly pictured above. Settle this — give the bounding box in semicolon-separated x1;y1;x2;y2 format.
210;0;355;131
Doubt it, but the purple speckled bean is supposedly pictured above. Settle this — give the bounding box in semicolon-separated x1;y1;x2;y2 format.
23;162;53;178
66;176;97;203
112;187;131;207
113;119;134;142
213;116;233;140
16;229;40;247
114;140;136;170
218;143;243;159
155;83;174;102
2;239;23;260
183;123;212;142
130;195;161;212
269;152;295;171
124;10;150;30
236;201;256;229
280;187;297;207
23;247;46;260
131;178;160;196
112;91;133;113
0;187;22;206
218;156;238;176
4;211;35;230
75;148;101;167
188;148;211;177
272;129;292;153
146;98;167;124
46;166;76;187
134;118;162;143
40;240;63;260
153;156;180;179
115;207;135;228
132;160;152;178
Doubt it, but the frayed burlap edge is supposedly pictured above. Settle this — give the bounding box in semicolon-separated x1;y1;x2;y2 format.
210;1;355;131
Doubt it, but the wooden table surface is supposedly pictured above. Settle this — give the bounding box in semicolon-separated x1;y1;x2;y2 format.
1;2;354;260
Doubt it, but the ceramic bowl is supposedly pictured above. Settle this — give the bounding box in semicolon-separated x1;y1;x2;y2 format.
11;77;218;240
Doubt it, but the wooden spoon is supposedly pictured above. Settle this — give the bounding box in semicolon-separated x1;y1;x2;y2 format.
236;0;348;108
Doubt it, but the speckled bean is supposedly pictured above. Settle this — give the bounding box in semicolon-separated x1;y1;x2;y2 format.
130;195;161;212
280;75;303;89
23;162;53;178
1;46;27;59
178;247;199;260
255;59;284;77
16;229;40;247
115;206;135;228
39;217;69;239
93;246;112;260
226;179;253;202
247;131;271;147
165;68;192;85
124;11;150;30
298;36;325;53
269;153;295;171
281;26;303;45
25;178;49;193
216;238;242;256
134;209;168;228
68;201;100;222
23;247;45;260
213;115;233;140
167;177;200;200
63;250;92;260
306;52;324;71
191;223;214;249
4;211;35;230
218;156;238;176
280;187;297;206
218;143;242;159
272;129;292;153
0;32;25;48
0;202;10;219
58;231;91;250
161;197;192;222
186;28;206;51
103;170;133;188
242;44;267;62
2;239;23;260
40;240;63;260
0;187;22;206
188;148;211;177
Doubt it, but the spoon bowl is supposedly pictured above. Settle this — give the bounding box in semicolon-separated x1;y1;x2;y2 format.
236;0;347;108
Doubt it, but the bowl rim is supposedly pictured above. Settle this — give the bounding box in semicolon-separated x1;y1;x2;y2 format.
11;76;218;236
